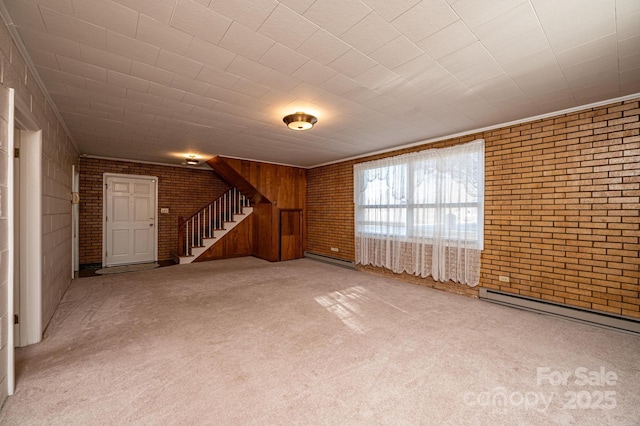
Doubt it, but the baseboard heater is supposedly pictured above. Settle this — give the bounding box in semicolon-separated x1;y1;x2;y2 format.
304;252;356;270
479;288;640;335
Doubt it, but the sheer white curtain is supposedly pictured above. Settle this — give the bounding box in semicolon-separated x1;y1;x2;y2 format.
354;139;484;286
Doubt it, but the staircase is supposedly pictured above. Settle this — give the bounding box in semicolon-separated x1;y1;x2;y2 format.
177;187;253;264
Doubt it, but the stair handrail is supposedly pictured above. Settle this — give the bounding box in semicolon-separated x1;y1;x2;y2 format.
178;187;251;257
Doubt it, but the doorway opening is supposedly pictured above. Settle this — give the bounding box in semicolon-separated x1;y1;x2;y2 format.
13;105;43;349
72;165;79;277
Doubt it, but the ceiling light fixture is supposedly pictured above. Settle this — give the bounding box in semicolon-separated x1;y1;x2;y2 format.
283;112;318;131
185;155;199;165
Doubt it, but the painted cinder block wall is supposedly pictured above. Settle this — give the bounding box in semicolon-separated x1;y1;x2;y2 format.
79;157;231;265
307;98;640;319
0;23;78;401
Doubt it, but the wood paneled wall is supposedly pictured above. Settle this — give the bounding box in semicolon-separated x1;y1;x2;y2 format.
194;215;254;262
215;157;306;262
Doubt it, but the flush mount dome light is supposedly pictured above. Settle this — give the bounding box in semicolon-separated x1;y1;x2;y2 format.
283;112;317;131
185;155;199;165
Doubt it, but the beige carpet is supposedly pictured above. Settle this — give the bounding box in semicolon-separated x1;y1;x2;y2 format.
95;262;159;275
1;257;638;425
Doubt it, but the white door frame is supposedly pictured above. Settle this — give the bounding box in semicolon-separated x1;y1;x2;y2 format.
7;88;15;396
13;94;43;350
12;128;21;348
72;165;79;276
102;173;158;267
7;91;44;396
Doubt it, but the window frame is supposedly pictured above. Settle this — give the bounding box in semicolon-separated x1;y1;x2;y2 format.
355;142;484;249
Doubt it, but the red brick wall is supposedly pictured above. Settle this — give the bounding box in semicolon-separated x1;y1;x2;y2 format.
307;98;640;319
306;162;355;261
80;158;230;264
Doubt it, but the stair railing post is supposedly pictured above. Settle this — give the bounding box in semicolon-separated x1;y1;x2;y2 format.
191;217;195;252
185;219;190;256
223;190;227;220
178;217;185;257
215;198;219;229
233;187;238;214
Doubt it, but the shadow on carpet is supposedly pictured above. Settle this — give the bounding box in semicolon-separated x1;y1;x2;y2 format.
95;262;159;275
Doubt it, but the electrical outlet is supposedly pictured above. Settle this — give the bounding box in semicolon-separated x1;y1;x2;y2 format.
330;247;339;252
499;275;510;283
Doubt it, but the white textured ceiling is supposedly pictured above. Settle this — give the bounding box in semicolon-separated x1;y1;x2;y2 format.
1;0;639;167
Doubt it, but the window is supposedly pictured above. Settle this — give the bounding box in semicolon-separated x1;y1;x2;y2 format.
359;164;408;236
354;139;484;286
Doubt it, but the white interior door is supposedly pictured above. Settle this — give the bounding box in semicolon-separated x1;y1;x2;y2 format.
104;174;157;267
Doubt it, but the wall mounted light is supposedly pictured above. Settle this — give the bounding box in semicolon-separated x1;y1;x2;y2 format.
185;155;199;165
283;112;318;131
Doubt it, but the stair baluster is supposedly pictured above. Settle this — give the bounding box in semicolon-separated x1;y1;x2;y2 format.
178;188;251;260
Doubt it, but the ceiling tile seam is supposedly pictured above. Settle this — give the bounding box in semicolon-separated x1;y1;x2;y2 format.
42;5;110;49
34;3;48;34
256;6;381;80
59;112;126;130
255;0;323;45
133;11;142;39
213;13;234;50
614;0;621;94
256;43;310;77
310;11;480;101
419;18;478;56
0;2;79;151
294;0;317;16
468;44;539;106
53;47;119;82
527;0;576;106
367;0;422;23
133;13;193;57
309;92;640;169
388;0;460;41
383;17;476;73
376;55;474;120
53;50;63;73
401;6;531;109
167;0;180;30
302;0;373;37
334;7;374;38
106;29;161;67
254;0;279;34
451;0;529;30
